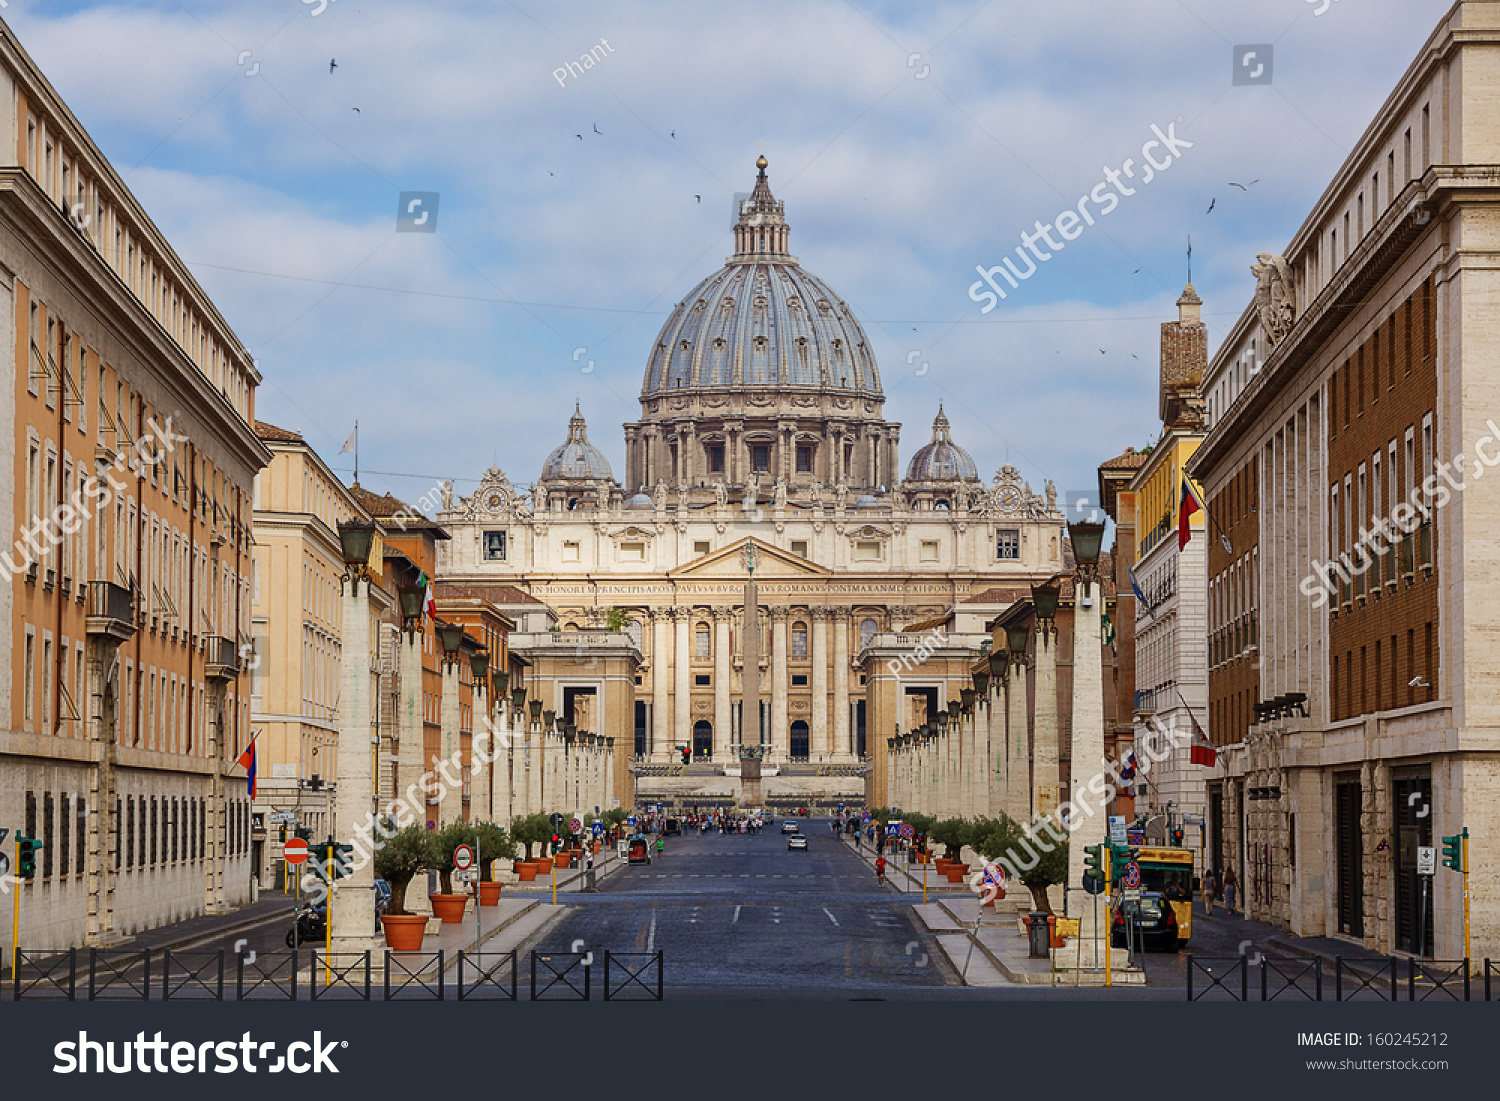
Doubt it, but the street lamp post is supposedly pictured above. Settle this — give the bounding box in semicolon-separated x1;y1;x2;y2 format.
1066;520;1107;911
435;620;466;828
1031;580;1062;825
331;520;379;952
1003;622;1032;824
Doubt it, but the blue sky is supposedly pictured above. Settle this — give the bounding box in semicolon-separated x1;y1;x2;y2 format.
4;0;1453;513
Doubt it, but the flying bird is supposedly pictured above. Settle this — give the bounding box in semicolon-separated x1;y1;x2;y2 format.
1099;349;1107;355
329;58;337;73
695;195;701;203
575;133;583;140
593;123;602;134
1206;198;1216;214
670;131;676;139
352;107;360;113
1131;268;1140;275
1229;180;1260;191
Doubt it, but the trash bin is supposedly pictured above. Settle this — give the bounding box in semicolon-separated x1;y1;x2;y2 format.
1026;912;1052;958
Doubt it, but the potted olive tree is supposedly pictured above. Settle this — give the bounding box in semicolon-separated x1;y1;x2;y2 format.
374;822;436;951
510;813;550;880
471;821;516;906
427;821;475;923
931;818;973;880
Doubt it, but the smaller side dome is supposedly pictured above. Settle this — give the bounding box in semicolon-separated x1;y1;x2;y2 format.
540;403;616;483
624;493;654;510
905;404;979;482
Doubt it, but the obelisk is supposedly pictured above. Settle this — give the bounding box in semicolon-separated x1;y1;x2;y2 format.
738;542;763;807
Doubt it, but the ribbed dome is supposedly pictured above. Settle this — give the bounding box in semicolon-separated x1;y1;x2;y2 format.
906;406;978;482
640;158;881;398
624;493;653;510
540;404;615;482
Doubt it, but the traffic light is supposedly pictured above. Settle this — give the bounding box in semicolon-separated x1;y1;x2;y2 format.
331;842;354;880
1110;843;1133;879
1442;829;1467;873
681;747;691;765
16;835;40;879
1170;827;1184;847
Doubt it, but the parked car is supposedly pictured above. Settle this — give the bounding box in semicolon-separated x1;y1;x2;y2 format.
1111;893;1181;951
375;878;391;916
788;834;809;851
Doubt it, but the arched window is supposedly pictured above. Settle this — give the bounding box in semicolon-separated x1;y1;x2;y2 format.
695;623;711;659
791;622;808;658
789;720;810;759
859;618;878;648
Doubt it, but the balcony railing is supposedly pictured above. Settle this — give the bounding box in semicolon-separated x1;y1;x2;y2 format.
86;581;136;642
204;636;239;681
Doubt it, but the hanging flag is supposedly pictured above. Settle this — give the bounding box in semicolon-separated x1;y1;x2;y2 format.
1178;474;1204;551
1189;717;1217;767
340;426;357;453
1101;612;1116;649
236;736;258;799
1128;566;1156;620
418;571;436;619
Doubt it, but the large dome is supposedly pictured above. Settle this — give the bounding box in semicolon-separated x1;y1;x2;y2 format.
641;157;882;399
906;406;978;482
541;404;615;482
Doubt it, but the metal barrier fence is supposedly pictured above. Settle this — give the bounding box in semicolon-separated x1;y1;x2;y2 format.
603;951;664;1001
7;947;658;1001
1187;956;1488;1001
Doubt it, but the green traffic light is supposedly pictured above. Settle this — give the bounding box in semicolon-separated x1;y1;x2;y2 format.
1441;828;1466;873
17;834;41;879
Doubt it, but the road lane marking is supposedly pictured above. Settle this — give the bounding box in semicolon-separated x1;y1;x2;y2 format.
733;905;741;925
647;910;657;953
823;907;840;926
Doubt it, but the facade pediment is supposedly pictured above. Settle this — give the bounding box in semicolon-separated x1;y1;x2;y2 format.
668;536;831;579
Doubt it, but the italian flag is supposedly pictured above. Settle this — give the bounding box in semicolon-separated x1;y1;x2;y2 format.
1178;474;1204;551
418;571;436;619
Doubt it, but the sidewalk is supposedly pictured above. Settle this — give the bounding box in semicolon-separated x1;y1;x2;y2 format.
93;893;297;961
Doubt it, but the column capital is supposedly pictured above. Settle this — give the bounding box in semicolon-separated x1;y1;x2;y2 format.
768;606;791;623
671;604;694;622
711;605;736;622
810;606;832;622
825;604;852;618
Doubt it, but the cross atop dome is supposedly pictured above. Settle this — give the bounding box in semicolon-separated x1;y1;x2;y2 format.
733;155;793;261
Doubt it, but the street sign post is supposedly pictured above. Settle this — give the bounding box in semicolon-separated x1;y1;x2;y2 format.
1417;845;1436;876
453;844;475;872
592;821;603;835
568;817;584;834
283;838;310;865
1122;862;1141;890
1108;816;1128;846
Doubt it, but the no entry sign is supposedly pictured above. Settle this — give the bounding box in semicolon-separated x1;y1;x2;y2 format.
283;838;309;865
453;844;475;871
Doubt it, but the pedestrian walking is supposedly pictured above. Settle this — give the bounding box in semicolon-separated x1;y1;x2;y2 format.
1223;866;1238;914
655;836;665;860
875;856;886;886
1201;868;1218;917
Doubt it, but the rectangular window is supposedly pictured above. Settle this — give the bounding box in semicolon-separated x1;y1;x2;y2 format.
150;797;157;865
618;541;645;562
60;793;70;878
562;540;580;563
694;541;711;556
41;638;52;731
708;445;724;473
792;625;808;658
855;540;881;561
43;792;54;878
483;530;507;561
125;796;134;869
694;674;711;687
752;445;770;473
791;674;809;687
996;530;1020;560
796;446;813;473
790;540;808;558
77;796;86;876
24;631;35;730
920;540;939;562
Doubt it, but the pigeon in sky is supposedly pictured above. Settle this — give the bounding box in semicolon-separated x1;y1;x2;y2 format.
329;58;337;73
1206;198;1216;214
352;107;360;113
593;123;602;134
1229;180;1260;191
575;133;583;140
671;131;676;139
695;195;701;203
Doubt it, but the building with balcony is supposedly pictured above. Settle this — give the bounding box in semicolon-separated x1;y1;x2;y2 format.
0;20;268;951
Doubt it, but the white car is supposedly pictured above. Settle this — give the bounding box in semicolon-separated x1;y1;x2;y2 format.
781;821;800;834
788;834;809;851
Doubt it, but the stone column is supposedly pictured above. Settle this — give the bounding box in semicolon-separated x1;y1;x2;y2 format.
492;700;513;833
203;690;229;915
832;607;851;759
437;656;464;827
810;608;830;761
713;607;732;760
394;630;431;915
651;610;670;762
1067;580;1105;907
332;577;377;951
85;634;124;946
1033;620;1059;822
673;606;692;757
1007;659;1030;823
770;608;789;761
526;717;543;820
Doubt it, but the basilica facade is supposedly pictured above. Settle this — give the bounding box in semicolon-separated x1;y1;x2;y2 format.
435;158;1066;803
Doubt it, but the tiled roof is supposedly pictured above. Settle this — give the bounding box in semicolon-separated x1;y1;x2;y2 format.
963;588;1031;605
435;582;547;606
348;484;449;534
254;420;304;443
1099;447;1149;470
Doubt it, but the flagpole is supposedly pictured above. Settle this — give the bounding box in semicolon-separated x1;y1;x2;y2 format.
354;421;358;485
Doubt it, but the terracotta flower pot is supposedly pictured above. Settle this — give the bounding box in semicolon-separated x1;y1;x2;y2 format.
515;863;538;882
380;914;428;951
943;866;969;884
554;853;572;869
429;893;468;923
478;881;502;906
535;856;553;874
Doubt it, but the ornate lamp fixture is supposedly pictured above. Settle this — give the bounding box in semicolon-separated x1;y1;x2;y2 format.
469;650;489;683
1068;520;1107;585
1031;580;1062;623
492;669;510;697
397;579;426;633
436;620;465;666
337;520;377;586
960;687;976;713
510;686;528;714
528;698;543;724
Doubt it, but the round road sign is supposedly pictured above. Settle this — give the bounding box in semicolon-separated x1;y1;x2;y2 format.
569;817;584;833
283;838;309;865
1123;862;1141;889
453;844;475;871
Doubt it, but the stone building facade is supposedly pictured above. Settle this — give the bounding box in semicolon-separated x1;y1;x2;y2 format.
1187;0;1500;959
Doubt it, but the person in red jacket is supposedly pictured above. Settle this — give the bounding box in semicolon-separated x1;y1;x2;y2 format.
875;856;887;886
